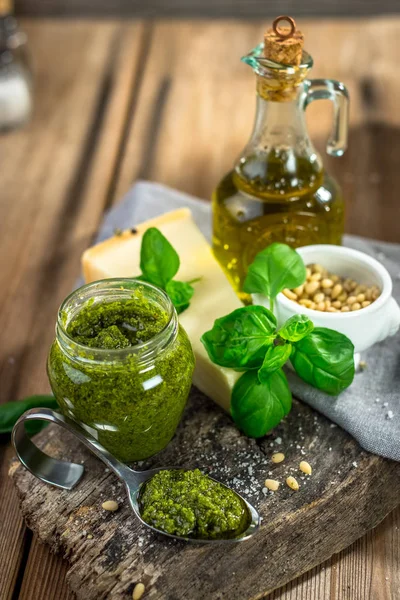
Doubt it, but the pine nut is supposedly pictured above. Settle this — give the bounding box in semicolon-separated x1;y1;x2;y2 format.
321;278;333;288
286;476;299;491
264;479;280;491
355;285;367;295
299;461;312;475
305;281;320;295
102;500;119;512
283;288;297;301
310;272;322;281
331;284;342;299
313;264;325;274
313;292;325;303
289;265;381;314
133;583;146;600
272;452;285;464
293;285;304;296
299;299;313;308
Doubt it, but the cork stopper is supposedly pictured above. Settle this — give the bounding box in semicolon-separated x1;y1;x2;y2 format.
264;16;304;66
0;0;13;15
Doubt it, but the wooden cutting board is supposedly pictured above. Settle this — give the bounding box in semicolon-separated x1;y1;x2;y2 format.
9;388;400;600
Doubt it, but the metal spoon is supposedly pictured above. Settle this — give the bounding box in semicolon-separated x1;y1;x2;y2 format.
12;408;260;544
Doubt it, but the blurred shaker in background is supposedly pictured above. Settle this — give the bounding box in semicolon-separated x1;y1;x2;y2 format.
0;0;33;132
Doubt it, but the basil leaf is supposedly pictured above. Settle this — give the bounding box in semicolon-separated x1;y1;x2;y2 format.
278;314;314;342
231;369;292;437
290;327;355;395
140;228;180;288
0;395;58;435
258;343;292;381
165;280;195;314
201;306;277;370
243;243;306;305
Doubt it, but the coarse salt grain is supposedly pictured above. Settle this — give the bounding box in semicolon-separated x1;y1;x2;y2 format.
387;411;394;420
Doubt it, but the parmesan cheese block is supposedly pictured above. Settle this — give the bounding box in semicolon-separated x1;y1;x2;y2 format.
82;208;241;411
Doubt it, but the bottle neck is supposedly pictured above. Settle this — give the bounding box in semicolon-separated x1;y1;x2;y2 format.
234;81;323;198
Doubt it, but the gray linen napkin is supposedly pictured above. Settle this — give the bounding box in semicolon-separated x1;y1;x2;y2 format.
93;180;400;461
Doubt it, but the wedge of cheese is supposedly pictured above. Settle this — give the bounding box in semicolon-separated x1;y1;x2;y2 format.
82;208;241;411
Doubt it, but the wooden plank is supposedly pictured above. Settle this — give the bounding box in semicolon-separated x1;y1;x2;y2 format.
15;0;400;19
0;446;28;600
18;539;73;600
9;392;400;599
0;17;148;600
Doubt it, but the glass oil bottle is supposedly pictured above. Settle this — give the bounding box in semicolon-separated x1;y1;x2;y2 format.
212;17;349;302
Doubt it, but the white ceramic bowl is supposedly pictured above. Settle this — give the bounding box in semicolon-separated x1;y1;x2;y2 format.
253;244;400;354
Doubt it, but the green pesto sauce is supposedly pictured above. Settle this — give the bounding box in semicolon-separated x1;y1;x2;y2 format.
139;469;251;540
47;289;195;462
67;296;168;349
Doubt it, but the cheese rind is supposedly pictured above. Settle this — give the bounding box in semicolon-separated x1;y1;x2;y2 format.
82;208;241;411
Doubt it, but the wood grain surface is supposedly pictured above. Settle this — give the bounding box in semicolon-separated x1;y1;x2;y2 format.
1;16;400;600
9;392;400;599
15;0;400;18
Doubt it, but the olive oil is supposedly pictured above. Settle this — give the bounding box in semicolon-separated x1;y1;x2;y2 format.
213;150;344;301
212;27;349;301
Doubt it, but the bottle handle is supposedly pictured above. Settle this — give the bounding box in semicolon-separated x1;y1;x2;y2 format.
303;79;349;158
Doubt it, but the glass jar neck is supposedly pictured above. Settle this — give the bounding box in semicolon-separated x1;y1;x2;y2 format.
239;80;322;172
56;279;178;366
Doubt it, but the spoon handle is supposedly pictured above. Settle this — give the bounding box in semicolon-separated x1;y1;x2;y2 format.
12;408;133;490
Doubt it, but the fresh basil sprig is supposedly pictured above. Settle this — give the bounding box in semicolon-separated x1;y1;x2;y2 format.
290;328;355;395
278;314;314;342
201;306;277;370
231;369;292;438
201;307;354;438
0;395;58;436
138;228;198;314
243;243;306;311
258;343;292;381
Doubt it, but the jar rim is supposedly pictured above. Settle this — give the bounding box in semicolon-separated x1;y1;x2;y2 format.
56;278;177;362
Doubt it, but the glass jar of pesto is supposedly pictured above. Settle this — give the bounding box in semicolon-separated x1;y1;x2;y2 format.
47;279;195;463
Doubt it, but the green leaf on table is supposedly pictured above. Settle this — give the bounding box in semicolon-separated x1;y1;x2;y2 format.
140;227;180;288
278;314;314;343
201;305;277;370
165;280;195;314
290;327;355;395
231;369;292;437
243;243;306;308
258;343;292;381
0;395;58;436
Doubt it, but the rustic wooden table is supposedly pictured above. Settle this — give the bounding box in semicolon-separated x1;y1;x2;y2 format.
0;17;399;600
